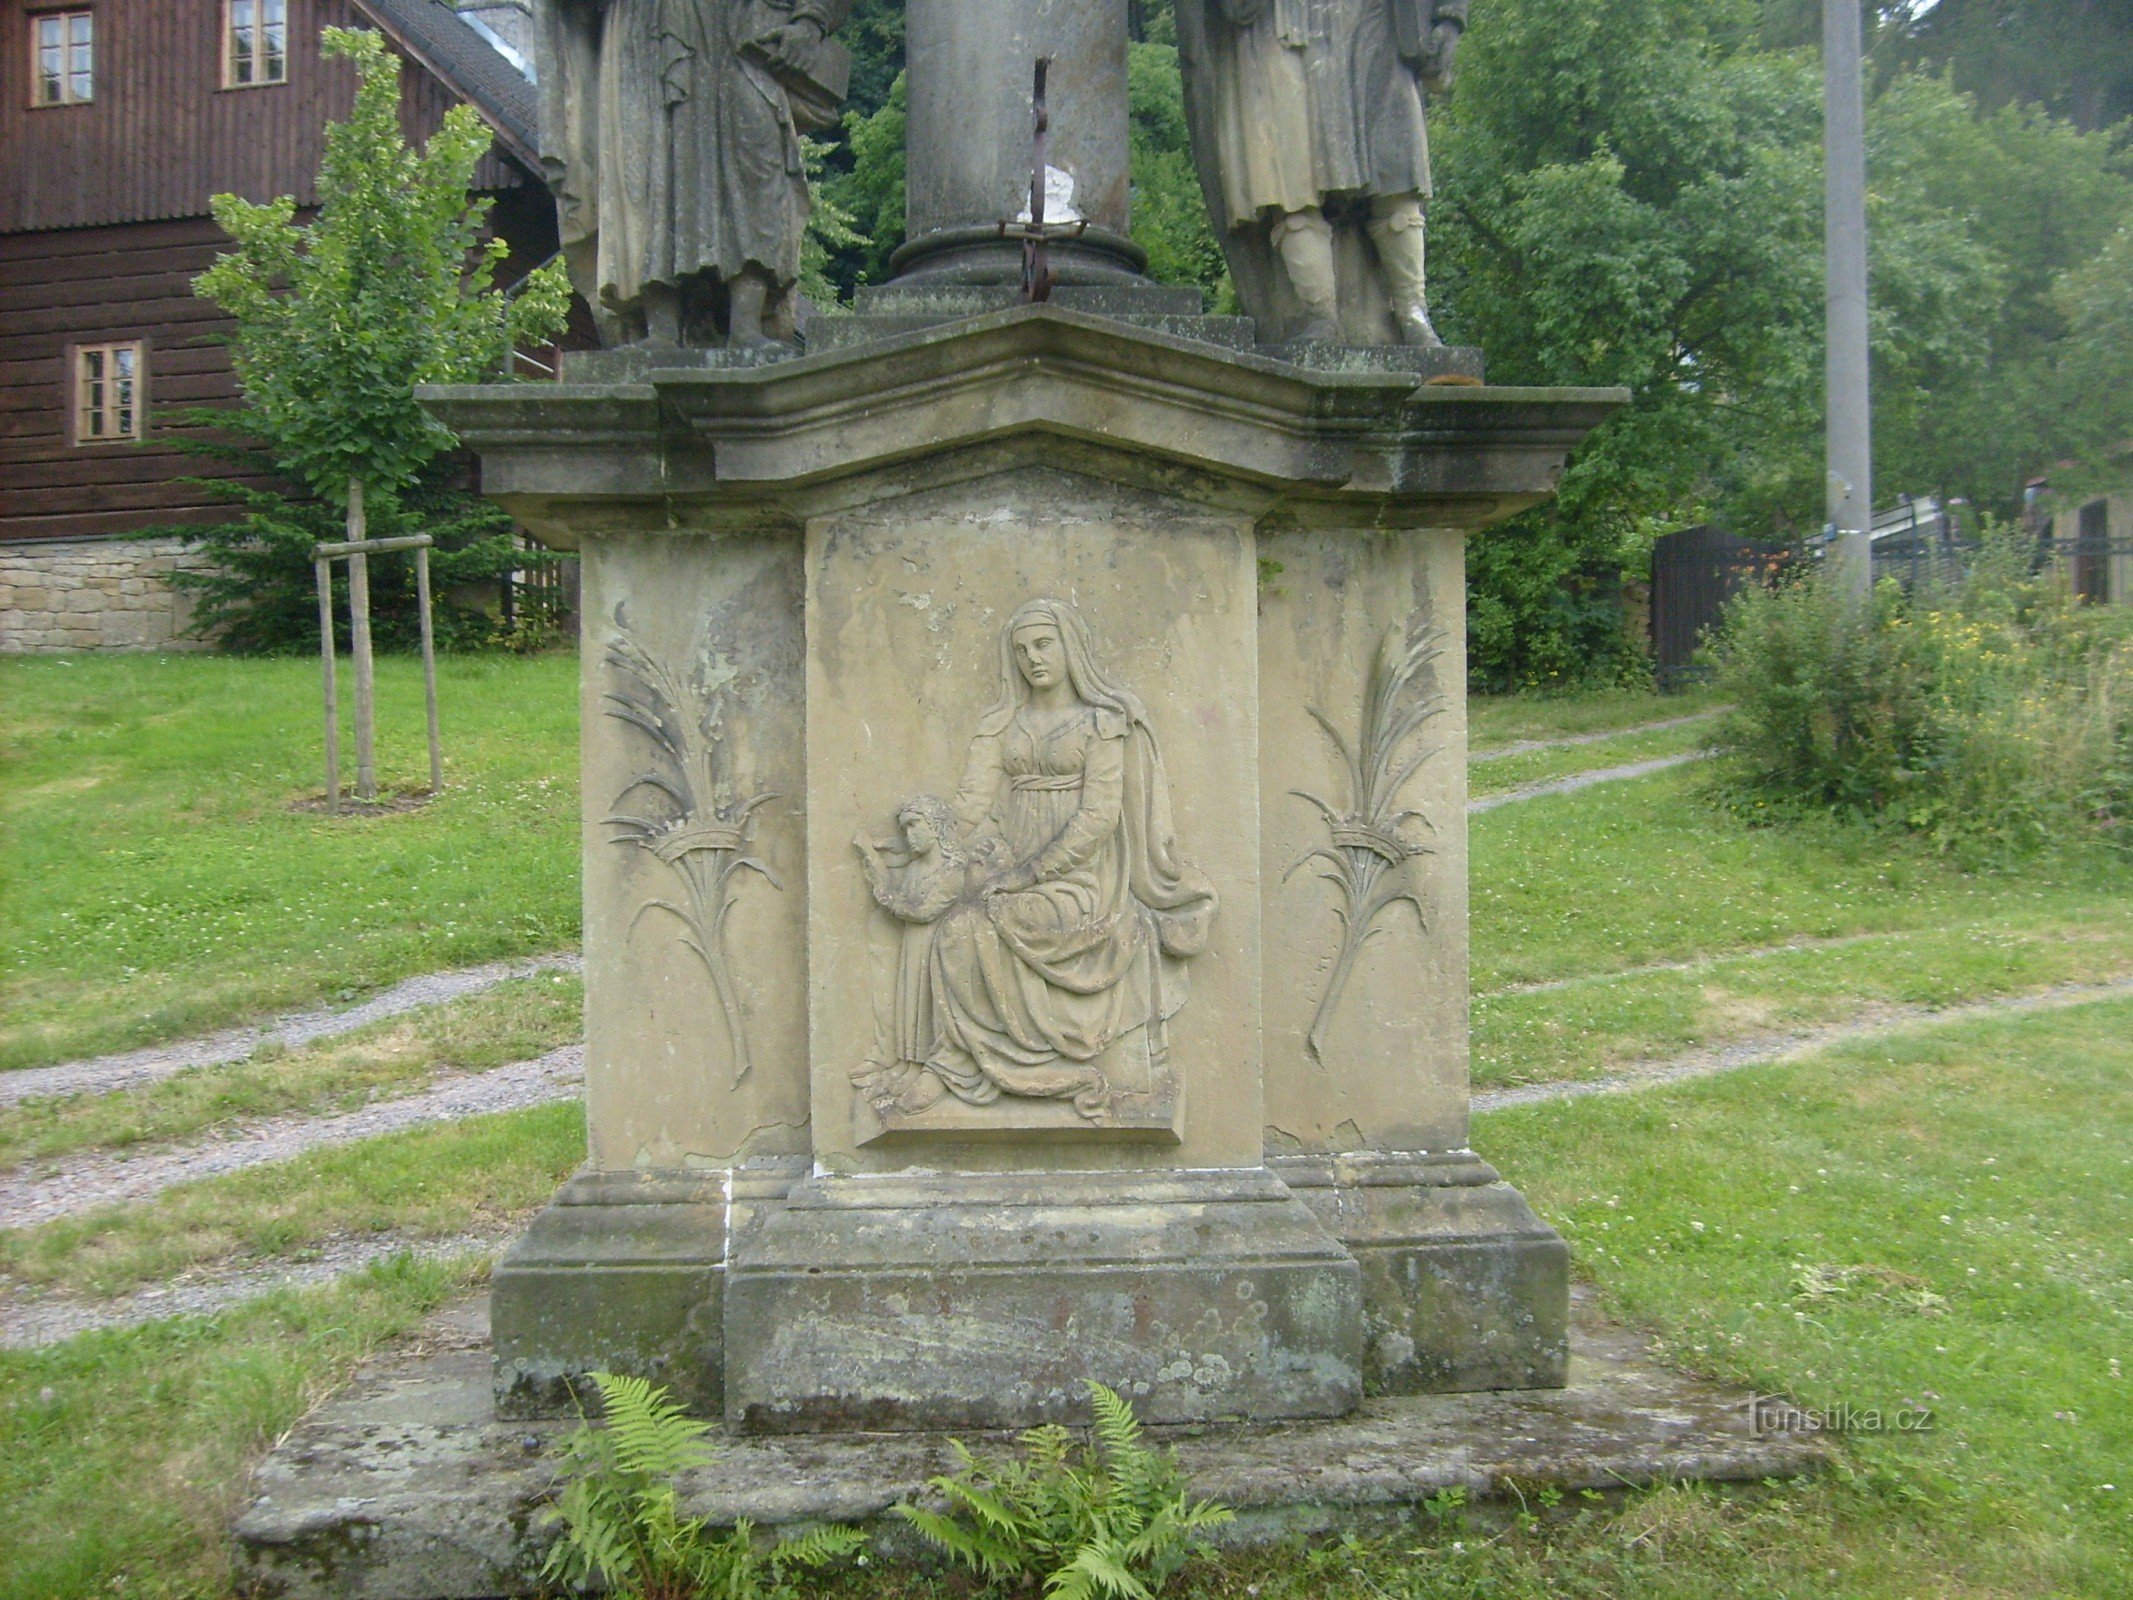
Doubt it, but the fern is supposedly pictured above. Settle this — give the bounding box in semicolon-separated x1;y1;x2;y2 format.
539;1371;863;1600
894;1382;1232;1598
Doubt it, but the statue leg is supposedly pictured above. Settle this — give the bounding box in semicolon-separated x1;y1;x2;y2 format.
1367;194;1444;350
641;282;685;348
1270;207;1341;343
725;267;775;350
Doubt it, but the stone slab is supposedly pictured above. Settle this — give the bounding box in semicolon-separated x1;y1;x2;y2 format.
723;1170;1363;1432
231;1290;1827;1600
1276;1155;1570;1394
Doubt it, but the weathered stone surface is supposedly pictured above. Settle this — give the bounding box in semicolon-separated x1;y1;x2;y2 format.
806;469;1260;1173
231;1291;1826;1600
576;534;809;1170
420;305;1620;545
1278;1154;1569;1393
491;1169;730;1420
418;300;1625;1445
0;536;210;654
724;1170;1362;1431
899;0;1136;283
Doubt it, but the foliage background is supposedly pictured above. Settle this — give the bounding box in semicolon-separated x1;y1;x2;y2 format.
807;1;2133;690
173;27;569;654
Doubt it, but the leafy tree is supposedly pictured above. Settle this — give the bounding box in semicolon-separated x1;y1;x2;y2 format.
1129;38;1232;300
1431;0;2133;688
2047;217;2133;498
181;26;567;652
821;69;909;290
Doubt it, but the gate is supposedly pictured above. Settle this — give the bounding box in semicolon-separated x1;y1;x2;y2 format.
1650;525;1792;689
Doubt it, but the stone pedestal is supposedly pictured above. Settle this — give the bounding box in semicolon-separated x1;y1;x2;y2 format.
425;305;1620;1431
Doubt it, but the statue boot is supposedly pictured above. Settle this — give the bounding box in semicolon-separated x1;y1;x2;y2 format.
1368;195;1444;350
641;283;685;349
1271;207;1342;344
726;267;778;351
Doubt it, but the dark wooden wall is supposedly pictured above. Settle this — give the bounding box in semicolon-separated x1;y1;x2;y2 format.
0;0;525;234
0;0;554;545
0;217;262;542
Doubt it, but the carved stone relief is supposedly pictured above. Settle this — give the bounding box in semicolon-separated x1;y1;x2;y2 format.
602;616;781;1081
849;597;1217;1141
1289;621;1444;1061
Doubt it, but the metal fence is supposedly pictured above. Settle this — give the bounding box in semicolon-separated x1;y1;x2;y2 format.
1649;524;1796;689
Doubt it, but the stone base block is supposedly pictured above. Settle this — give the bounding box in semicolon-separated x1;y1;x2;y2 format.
490;1169;733;1419
723;1169;1363;1432
1274;1153;1571;1395
231;1289;1829;1600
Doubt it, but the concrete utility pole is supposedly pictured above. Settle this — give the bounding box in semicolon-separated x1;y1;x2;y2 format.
1825;0;1874;598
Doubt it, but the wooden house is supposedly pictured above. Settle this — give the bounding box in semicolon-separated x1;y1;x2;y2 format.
0;0;554;650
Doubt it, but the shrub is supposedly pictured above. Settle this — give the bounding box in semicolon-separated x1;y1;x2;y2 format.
1704;530;2133;860
539;1371;863;1600
895;1381;1232;1599
163;419;568;654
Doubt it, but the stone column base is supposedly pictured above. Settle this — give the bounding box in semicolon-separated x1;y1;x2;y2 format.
722;1169;1363;1433
1272;1152;1570;1395
490;1165;799;1420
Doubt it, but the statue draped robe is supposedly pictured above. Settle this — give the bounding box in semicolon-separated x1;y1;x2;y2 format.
536;0;849;325
924;701;1216;1111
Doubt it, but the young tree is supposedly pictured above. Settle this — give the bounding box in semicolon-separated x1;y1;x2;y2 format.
193;26;569;797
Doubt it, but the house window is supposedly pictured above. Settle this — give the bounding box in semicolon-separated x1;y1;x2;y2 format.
225;0;287;87
74;342;143;443
31;9;93;106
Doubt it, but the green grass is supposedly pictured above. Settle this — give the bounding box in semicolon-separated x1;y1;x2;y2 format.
0;1254;483;1600
0;1099;582;1296
1470;763;2133;993
1464;999;2133;1597
1467;685;1723;750
0;972;581;1168
1468;716;1710;798
0;653;580;1072
7;669;2132;1596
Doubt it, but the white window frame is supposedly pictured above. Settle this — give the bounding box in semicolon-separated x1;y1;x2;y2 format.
72;341;145;445
223;0;288;88
30;8;94;107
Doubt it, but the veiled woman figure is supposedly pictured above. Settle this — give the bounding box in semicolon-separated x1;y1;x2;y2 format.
914;600;1218;1119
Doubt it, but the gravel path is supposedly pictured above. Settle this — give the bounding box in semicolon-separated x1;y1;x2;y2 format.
1480;930;1905;998
1469;752;1709;813
0;1229;514;1349
1472;977;2133;1113
1469;709;1723;765
0;1045;584;1230
0;952;583;1108
8;977;2130;1346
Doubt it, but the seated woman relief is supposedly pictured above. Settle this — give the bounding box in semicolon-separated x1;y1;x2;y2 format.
852;598;1217;1139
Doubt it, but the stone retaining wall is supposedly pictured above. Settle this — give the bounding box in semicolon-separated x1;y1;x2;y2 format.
0;537;212;654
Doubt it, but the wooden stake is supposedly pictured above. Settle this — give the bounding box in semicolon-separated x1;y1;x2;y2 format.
346;475;378;802
415;542;443;794
316;554;339;816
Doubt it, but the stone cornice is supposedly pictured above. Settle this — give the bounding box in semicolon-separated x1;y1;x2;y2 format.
421;305;1626;541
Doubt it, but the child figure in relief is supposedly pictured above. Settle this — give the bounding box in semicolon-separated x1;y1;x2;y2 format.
850;795;1010;1109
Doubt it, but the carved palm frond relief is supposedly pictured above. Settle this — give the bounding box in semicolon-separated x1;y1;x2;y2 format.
602;628;780;1083
1288;621;1444;1063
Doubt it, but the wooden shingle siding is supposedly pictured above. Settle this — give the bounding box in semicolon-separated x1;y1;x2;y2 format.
0;0;523;235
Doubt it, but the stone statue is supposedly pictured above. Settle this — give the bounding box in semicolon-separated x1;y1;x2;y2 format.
1175;0;1467;347
852;598;1217;1122
535;0;851;348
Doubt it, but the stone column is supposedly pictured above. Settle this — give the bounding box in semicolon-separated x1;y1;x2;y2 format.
894;0;1142;284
